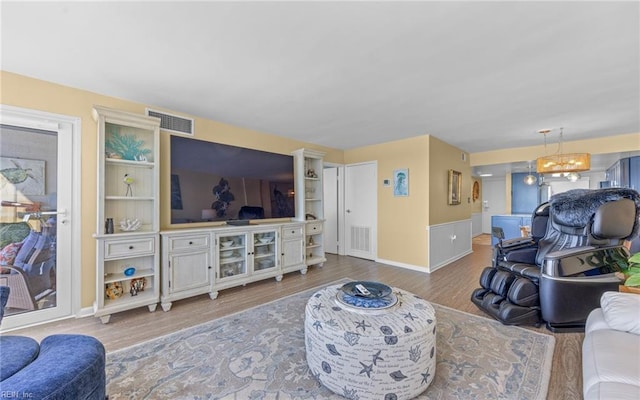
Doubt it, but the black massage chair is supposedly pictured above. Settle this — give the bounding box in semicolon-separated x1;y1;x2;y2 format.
471;188;640;332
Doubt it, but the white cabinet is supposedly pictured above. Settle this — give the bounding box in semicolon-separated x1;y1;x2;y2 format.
281;223;306;275
293;148;326;267
160;231;214;311
92;106;161;323
159;223;308;306
212;226;282;297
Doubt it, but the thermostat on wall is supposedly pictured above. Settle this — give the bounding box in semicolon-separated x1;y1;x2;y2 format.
383;179;390;187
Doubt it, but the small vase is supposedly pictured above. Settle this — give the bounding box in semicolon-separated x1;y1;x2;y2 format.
105;218;114;234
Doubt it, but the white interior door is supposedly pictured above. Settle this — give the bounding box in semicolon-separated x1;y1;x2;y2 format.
323;166;339;254
481;177;507;234
344;162;377;260
0;106;80;331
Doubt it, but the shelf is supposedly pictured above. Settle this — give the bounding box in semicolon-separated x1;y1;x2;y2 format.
219;256;245;265
104;290;156;308
306;255;327;265
106;158;154;168
304;177;320;181
105;196;155;201
306;244;321;249
305;198;321;202
104;269;155;284
219;245;245;251
254;253;275;259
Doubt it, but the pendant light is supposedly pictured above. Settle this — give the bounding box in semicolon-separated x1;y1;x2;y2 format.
524;163;537;185
536;128;590;174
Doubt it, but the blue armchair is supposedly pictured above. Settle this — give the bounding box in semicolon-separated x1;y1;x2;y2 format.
0;287;106;399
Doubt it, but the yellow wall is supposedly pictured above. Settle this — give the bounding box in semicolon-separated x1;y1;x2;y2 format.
344;136;430;268
0;71;341;308
343;136;472;269
428;136;472;225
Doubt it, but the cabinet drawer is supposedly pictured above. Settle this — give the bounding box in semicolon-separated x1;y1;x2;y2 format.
169;235;210;251
306;222;323;234
104;237;155;258
282;226;304;238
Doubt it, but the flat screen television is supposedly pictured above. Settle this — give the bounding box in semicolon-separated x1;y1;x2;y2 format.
170;136;296;224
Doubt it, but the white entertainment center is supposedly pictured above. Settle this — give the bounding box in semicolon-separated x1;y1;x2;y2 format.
93;106;325;321
159;221;307;311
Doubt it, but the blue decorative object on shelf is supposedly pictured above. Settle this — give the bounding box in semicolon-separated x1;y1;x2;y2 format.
124;267;136;276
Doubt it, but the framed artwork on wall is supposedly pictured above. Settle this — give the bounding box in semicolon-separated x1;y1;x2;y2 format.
393;169;408;197
448;169;462;205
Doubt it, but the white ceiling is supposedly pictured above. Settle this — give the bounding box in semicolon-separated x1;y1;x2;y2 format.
1;1;638;156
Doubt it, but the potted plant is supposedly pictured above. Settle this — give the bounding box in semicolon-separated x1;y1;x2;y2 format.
616;252;640;294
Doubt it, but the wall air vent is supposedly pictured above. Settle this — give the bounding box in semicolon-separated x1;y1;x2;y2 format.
145;108;194;135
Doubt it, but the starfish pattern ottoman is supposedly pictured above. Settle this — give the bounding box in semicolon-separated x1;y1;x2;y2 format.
305;283;436;400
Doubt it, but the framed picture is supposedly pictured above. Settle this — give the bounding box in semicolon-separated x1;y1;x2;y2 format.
448;170;462;205
393;169;409;197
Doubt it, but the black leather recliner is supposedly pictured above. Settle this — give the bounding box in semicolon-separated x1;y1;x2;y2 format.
471;188;640;332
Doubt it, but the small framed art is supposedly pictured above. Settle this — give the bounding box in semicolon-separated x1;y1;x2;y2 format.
393;169;408;197
448;170;462;205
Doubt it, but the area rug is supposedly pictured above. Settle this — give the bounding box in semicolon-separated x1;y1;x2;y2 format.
106;281;555;399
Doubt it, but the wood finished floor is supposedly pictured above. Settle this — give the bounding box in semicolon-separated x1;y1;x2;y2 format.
9;235;582;400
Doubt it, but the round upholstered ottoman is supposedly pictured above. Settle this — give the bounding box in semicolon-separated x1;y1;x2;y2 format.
305;283;436;400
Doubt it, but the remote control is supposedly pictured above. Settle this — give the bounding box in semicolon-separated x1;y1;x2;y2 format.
355;284;371;296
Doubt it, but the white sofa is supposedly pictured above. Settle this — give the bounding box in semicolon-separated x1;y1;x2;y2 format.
582;291;640;400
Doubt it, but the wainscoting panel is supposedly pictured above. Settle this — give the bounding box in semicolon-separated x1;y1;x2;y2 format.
427;219;472;273
471;212;483;237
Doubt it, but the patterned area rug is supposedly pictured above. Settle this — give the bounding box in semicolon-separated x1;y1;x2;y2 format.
106;281;555;399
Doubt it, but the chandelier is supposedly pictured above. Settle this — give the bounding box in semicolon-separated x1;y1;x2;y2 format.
536;128;590;174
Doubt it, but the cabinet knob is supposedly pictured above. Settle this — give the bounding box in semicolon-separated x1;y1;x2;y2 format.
189;241;193;245
129;246;134;250
208;266;212;269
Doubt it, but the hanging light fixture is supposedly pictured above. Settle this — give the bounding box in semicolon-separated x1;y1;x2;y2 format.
566;172;581;182
523;162;537;185
536;128;590;174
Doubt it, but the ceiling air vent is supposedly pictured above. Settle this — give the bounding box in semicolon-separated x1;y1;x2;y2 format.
146;108;194;135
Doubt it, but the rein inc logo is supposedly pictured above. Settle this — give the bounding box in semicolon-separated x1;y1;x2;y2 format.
0;392;34;398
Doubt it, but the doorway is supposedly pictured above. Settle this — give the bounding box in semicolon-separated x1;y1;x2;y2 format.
0;106;80;331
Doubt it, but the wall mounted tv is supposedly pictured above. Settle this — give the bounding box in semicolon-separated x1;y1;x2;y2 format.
170;136;295;224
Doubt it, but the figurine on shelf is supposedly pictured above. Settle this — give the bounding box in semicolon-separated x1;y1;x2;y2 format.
123;174;134;197
130;277;146;296
308;236;314;246
105;281;123;300
306;168;318;178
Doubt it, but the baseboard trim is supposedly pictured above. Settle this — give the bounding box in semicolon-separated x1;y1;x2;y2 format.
77;306;95;318
375;258;429;273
